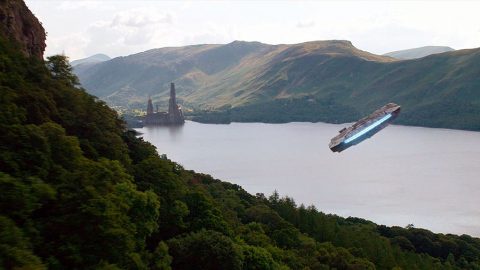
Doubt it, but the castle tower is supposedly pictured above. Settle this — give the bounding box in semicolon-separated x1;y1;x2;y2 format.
168;82;176;115
145;83;184;126
147;96;154;115
168;82;185;124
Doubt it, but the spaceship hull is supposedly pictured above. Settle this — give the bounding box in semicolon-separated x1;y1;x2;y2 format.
329;103;401;152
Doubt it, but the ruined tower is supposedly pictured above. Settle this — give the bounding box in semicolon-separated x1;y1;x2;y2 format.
168;83;184;124
147;96;154;115
168;83;177;116
144;83;184;126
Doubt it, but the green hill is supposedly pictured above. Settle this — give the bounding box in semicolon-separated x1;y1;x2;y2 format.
74;40;393;108
76;41;480;130
3;1;480;269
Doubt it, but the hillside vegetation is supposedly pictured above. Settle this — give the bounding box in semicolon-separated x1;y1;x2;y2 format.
75;40;480;130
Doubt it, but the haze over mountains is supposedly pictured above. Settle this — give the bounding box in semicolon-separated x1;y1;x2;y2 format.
383;46;455;60
71;53;110;67
75;40;480;130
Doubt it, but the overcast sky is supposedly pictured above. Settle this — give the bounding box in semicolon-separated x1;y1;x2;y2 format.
26;0;480;60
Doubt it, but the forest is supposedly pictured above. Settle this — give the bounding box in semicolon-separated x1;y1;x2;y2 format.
1;27;480;270
187;97;360;125
187;96;480;132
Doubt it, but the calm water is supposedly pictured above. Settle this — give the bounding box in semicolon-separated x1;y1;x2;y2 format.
137;121;480;236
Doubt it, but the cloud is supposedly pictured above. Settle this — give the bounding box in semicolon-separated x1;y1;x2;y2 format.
183;33;229;45
45;32;88;59
182;23;237;45
36;0;480;60
111;10;173;28
65;8;176;58
346;23;436;54
296;20;315;29
56;1;103;11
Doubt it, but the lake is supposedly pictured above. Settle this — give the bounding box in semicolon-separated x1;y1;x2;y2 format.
137;121;480;236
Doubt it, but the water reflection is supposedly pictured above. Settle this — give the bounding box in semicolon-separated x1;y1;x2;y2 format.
168;125;183;137
144;124;184;141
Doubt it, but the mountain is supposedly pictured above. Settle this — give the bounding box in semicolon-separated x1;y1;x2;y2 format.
74;40;394;107
383;46;455;60
76;40;480;130
70;53;110;66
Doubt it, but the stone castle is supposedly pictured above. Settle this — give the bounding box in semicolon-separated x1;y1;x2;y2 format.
144;83;184;125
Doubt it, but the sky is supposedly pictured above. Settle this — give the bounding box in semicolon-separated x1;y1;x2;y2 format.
26;0;480;61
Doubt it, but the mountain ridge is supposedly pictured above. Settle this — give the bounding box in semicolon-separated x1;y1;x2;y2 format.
71;53;111;66
384;46;455;60
75;41;480;130
74;40;395;107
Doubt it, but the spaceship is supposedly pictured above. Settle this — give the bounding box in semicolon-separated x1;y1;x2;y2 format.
329;103;401;152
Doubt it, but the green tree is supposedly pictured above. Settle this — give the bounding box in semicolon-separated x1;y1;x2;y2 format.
241;245;277;270
167;230;243;270
183;191;231;235
150;241;172;270
46;55;79;86
0;215;45;270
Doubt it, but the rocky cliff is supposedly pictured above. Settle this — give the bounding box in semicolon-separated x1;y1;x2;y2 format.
0;0;46;59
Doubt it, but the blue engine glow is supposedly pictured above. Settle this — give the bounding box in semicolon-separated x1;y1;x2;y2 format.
344;114;392;144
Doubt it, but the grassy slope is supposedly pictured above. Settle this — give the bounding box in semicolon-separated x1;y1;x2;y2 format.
74;40;394;107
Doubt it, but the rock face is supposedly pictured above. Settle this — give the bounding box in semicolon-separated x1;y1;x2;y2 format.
0;0;46;59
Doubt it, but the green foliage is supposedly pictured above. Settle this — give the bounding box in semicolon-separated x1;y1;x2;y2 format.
133;156;183;200
263;193;480;270
183;191;231;235
46;55;80;87
241;245;277;270
0;215;45;270
167;230;243;270
190;97;360;124
0;173;55;222
149;242;172;270
239;222;273;247
377;225;480;268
